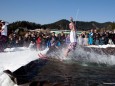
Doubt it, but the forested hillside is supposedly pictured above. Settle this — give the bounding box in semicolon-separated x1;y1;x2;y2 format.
7;19;115;33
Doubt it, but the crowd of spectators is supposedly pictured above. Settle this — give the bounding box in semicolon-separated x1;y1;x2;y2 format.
3;29;115;50
0;21;115;52
7;31;66;50
77;29;115;46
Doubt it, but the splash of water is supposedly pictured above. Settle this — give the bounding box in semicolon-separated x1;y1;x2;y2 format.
46;45;115;65
60;45;115;65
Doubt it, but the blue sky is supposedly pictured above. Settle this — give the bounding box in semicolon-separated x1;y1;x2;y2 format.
0;0;115;24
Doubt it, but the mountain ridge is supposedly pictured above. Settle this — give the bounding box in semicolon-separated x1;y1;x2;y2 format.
7;19;114;32
42;19;112;30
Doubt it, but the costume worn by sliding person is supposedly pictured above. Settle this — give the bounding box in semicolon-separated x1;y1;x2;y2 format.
65;17;77;56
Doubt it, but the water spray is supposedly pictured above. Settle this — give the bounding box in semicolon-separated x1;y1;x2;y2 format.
75;8;79;27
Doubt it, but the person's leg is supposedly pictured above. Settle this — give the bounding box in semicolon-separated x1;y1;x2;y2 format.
65;42;77;57
64;48;70;57
2;35;8;50
64;42;73;57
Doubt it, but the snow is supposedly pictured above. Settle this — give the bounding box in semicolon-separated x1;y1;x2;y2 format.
86;44;115;48
0;47;49;86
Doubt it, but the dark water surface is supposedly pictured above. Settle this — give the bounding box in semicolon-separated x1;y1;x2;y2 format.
12;58;115;86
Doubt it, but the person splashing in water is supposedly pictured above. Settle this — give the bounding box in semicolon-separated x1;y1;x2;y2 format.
64;17;77;57
38;17;77;59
